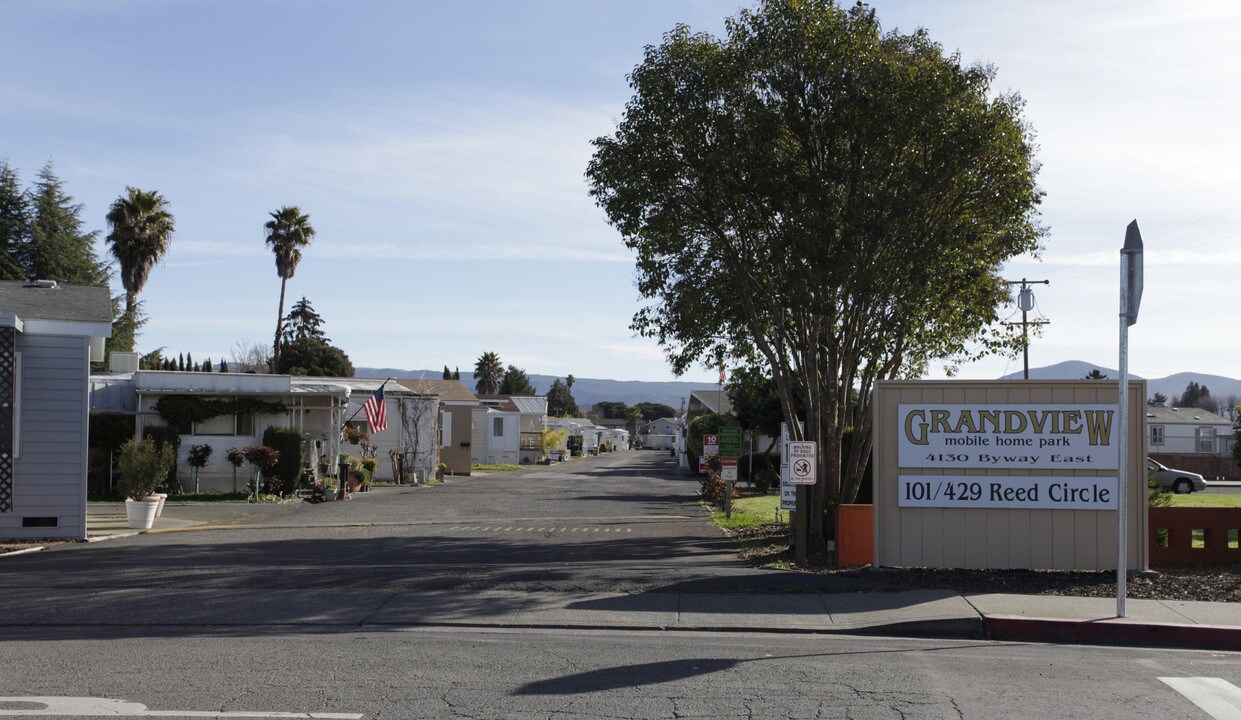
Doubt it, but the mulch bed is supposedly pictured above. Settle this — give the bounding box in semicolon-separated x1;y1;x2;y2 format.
733;523;1241;603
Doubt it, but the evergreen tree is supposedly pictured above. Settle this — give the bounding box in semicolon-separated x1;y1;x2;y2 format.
178;352;185;371
453;367;460;380
547;378;579;417
202;357;213;373
443;365;452;379
0;159;30;280
220;359;230;373
185;352;193;371
499;365;536;395
27;161;107;285
281;296;327;343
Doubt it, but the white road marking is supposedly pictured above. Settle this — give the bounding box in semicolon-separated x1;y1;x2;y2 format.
0;696;363;718
1160;677;1241;719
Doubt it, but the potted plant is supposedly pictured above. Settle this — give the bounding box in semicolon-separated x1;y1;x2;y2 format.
435;462;448;481
187;443;213;495
225;447;245;494
116;436;176;529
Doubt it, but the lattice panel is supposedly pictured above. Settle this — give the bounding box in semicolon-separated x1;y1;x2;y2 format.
0;327;13;513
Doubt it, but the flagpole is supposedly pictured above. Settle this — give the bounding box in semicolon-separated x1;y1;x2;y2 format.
337;378;393;501
343;377;394;426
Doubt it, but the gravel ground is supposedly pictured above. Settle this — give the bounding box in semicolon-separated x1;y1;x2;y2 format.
734;523;1241;603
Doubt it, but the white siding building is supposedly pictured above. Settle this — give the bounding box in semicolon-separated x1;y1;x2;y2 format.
1145;406;1234;456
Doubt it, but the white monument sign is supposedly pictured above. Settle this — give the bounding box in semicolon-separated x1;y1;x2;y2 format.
898;404;1118;470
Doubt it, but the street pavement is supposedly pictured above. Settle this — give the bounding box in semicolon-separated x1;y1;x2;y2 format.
2;451;1232;652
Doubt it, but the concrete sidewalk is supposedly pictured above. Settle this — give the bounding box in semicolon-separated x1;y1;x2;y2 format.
67;503;1241;652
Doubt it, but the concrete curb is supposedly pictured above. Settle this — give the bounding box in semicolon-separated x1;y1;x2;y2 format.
982;614;1241;651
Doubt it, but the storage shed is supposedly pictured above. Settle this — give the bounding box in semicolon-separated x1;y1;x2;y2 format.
0;281;111;540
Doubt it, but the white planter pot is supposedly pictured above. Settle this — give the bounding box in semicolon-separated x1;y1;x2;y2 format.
151;493;168;517
124;499;159;530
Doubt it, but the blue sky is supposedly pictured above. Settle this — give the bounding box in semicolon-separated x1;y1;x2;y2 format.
3;1;1239;384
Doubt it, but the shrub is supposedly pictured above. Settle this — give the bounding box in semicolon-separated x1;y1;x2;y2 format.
116;437;176;501
143;423;183;490
754;467;779;493
262;426;304;491
242;444;280;471
187;444;213;469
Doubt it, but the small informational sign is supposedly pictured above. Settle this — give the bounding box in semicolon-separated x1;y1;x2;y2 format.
780;479;796;511
700;434;719;473
897;404;1119;470
787;441;816;485
721;457;738;481
897;475;1118;510
719;427;742;457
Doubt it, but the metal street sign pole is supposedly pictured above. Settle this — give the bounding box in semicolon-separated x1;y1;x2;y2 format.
1117;220;1143;618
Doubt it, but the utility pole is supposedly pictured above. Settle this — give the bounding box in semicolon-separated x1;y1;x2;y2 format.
1004;278;1050;379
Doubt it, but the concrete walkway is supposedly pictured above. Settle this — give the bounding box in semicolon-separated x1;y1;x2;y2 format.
54;502;1239;652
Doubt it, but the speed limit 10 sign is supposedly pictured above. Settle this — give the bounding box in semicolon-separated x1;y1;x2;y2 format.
787;441;816;485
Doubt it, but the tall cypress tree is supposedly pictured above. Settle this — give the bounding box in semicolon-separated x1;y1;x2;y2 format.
28;161;107;286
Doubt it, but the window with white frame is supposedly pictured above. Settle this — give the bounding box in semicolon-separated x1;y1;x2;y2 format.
1196;427;1215;453
1150;425;1164;446
493;417;504;437
193;413;254;436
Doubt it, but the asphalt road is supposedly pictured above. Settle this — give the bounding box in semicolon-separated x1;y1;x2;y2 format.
1;626;1237;719
3;450;1239;719
4;451;879;594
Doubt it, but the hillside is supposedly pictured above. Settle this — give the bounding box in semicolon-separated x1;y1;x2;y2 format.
357;360;1240;413
1000;361;1241;403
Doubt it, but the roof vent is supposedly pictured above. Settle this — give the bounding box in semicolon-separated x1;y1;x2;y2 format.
26;279;58;289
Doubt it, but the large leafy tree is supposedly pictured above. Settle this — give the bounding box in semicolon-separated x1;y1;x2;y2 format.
28;161;108;285
727;365;791;455
473;351;504;395
587;0;1044;558
634;402;677;422
264;206;315;369
277;337;354;377
499;364;536;395
105;187;175;349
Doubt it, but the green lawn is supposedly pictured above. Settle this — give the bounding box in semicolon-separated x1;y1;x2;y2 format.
709;493;788;530
1167;493;1241;508
471;463;523;472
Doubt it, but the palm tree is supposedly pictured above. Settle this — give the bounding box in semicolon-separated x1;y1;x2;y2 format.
473;351;503;395
264;206;315;368
105;187;175;345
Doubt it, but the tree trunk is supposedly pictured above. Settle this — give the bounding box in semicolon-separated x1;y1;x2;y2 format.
273;277;288;370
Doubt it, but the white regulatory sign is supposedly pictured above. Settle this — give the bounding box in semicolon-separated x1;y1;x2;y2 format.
787;441;816;485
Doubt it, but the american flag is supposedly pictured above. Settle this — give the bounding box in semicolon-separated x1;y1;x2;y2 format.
363;386;387;434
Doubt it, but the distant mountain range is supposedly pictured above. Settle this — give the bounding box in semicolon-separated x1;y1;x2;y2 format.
998;361;1241;402
356;360;1241;414
355;367;713;411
